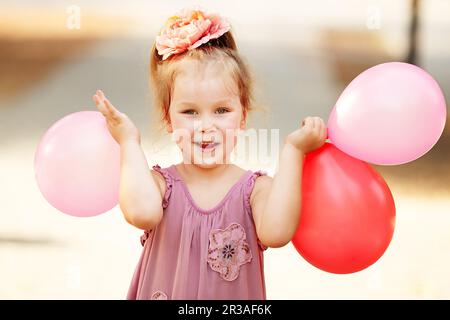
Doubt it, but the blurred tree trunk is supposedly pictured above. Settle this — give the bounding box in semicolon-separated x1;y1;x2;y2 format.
406;0;421;65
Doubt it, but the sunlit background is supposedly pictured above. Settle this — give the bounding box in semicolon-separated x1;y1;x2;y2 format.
0;0;449;299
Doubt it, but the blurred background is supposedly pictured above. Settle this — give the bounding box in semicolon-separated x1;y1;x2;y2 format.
0;0;449;299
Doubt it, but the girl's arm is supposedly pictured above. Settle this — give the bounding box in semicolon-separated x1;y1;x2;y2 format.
93;90;164;231
119;140;164;230
251;117;326;248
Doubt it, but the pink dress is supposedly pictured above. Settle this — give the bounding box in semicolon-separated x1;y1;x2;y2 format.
127;164;268;300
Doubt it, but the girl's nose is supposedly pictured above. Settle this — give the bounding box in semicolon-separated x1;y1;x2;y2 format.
195;116;216;133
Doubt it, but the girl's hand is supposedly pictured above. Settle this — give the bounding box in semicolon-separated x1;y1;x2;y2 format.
93;89;141;145
285;116;327;154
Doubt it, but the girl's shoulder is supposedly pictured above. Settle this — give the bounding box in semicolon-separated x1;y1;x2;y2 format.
248;170;272;207
150;165;172;202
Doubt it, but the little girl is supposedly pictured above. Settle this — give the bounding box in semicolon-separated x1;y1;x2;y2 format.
93;8;326;300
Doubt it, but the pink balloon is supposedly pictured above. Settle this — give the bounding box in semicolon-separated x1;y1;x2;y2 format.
34;111;120;217
328;62;447;165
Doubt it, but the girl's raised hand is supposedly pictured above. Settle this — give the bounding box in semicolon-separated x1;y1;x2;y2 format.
93;89;141;145
285;116;327;154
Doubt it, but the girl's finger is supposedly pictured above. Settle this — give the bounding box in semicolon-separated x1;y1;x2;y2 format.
93;95;108;115
319;120;327;141
320;124;327;141
314;117;324;131
104;98;119;114
317;119;325;139
94;94;118;125
98;96;115;116
96;89;106;101
104;98;121;123
311;117;318;130
310;117;316;129
96;90;114;114
303;117;313;131
309;117;318;130
316;118;326;138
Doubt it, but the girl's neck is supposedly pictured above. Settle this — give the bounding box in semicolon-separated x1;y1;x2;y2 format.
176;163;235;183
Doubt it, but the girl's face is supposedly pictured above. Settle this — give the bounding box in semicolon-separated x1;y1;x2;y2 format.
167;60;246;168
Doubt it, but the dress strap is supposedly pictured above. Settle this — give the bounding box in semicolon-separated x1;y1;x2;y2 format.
152;164;174;209
244;170;268;214
243;170;269;251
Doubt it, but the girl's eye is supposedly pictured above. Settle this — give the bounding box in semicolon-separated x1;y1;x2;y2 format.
183;110;198;115
216;108;229;114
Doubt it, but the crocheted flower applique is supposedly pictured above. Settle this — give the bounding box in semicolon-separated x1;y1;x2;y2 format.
207;223;252;281
151;290;168;300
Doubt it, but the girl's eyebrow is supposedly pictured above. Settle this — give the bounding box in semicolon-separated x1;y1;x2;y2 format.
177;101;197;107
177;99;233;107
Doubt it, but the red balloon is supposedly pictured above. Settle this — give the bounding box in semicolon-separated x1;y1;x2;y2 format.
292;143;396;274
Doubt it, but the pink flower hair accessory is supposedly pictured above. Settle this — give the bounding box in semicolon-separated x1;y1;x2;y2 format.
155;8;231;60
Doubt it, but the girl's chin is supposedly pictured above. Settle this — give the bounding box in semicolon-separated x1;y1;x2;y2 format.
182;153;231;166
178;143;233;166
191;155;225;166
190;162;222;169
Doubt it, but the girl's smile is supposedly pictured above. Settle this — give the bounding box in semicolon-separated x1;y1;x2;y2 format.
194;141;220;151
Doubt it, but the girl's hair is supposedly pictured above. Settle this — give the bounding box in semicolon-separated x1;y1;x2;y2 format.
149;29;267;138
